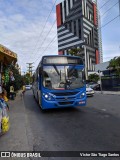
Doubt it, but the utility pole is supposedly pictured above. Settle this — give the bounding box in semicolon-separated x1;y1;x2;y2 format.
26;63;34;84
26;63;34;77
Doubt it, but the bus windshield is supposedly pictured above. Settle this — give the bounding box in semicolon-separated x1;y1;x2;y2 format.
42;65;84;90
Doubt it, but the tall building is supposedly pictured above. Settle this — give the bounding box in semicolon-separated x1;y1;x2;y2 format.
56;0;100;73
98;10;103;63
93;0;103;63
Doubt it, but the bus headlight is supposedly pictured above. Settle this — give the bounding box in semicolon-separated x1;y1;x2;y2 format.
45;94;48;99
43;93;53;101
80;92;85;98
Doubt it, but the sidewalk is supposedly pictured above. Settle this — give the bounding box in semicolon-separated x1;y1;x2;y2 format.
95;91;120;95
0;92;31;154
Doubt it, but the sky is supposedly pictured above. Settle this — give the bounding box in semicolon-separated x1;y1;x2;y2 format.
0;0;120;73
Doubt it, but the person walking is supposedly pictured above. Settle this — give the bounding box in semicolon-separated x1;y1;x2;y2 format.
22;85;26;96
10;85;14;100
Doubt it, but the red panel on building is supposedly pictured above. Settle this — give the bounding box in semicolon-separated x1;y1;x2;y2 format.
96;50;99;64
93;3;98;26
58;51;63;55
56;4;62;27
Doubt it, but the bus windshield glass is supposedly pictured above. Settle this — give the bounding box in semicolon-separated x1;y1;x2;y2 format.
42;65;84;90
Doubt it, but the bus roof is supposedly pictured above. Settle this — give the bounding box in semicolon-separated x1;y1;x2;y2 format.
42;55;82;58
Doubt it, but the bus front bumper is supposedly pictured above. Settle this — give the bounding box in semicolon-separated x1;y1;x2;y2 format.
41;97;86;109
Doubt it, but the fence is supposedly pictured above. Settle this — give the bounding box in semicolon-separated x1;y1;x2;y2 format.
102;76;120;91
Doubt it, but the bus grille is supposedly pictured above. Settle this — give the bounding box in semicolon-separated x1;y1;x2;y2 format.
53;91;79;96
58;101;74;105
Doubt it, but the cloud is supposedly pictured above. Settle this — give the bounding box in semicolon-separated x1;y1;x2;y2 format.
0;0;59;73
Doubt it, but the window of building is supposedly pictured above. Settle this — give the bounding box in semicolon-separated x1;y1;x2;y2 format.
68;0;70;11
64;1;66;18
69;22;72;31
78;19;81;39
74;20;76;35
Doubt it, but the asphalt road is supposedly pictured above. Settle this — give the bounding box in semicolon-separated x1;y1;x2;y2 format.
22;90;120;160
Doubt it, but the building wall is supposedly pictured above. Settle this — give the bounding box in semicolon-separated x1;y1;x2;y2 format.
56;0;99;71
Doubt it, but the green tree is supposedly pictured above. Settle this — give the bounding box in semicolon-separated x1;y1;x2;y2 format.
24;73;31;85
88;74;99;83
9;65;23;91
107;56;120;76
68;48;83;56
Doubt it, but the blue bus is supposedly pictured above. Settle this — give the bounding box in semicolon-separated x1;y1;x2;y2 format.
32;55;86;110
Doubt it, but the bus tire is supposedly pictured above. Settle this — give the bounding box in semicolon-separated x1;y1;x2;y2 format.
40;106;47;112
37;93;41;107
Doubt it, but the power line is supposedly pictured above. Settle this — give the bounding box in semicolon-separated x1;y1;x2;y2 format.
34;20;56;54
31;1;81;63
30;0;58;59
34;35;57;64
101;1;119;17
42;36;57;55
33;5;84;65
35;15;119;63
33;21;67;64
101;15;119;29
100;0;112;9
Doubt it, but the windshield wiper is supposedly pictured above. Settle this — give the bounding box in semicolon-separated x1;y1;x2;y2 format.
68;65;76;75
53;65;63;81
53;64;60;76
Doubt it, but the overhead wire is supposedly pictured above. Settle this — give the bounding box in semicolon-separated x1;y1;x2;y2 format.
101;1;119;17
100;0;112;9
34;1;119;66
29;0;58;60
100;15;119;28
34;19;56;54
33;5;81;65
34;35;57;64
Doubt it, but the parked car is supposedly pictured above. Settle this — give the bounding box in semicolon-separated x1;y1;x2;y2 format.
86;82;100;90
25;85;32;90
86;84;94;96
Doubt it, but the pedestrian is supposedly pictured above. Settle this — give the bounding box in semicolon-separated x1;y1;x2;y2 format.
10;85;14;100
22;85;26;95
